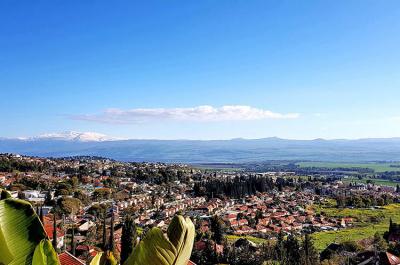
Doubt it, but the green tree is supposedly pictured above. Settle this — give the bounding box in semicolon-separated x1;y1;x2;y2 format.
52;214;58;252
373;232;388;252
121;215;138;264
73;190;91;205
285;234;301;265
70;176;79;189
93;188;112;201
56;197;81;215
210;215;225;244
102;214;107;250
301;233;320;265
71;225;76;256
108;212;115;252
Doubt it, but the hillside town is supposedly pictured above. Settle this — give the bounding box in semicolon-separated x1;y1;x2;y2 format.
2;154;400;264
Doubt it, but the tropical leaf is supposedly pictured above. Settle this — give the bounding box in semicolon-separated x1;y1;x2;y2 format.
90;251;117;265
123;228;177;265
123;215;195;265
0;198;51;265
0;189;13;264
167;215;195;265
32;239;59;265
0;221;13;265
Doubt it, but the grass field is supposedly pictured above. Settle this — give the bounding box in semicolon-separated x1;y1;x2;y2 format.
296;162;400;173
311;204;400;251
226;234;268;244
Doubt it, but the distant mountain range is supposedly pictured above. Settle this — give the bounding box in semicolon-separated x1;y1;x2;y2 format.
2;132;400;163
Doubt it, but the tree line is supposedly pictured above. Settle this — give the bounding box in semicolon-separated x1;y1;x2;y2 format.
193;175;309;198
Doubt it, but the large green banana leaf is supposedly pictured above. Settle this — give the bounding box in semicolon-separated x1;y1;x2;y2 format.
167;216;195;265
0;191;59;265
123;215;195;265
32;239;60;265
0;219;13;265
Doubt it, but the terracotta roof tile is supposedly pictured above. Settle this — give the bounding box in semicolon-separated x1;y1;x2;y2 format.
58;252;85;265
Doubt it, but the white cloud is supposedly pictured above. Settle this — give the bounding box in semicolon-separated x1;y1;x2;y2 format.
33;131;120;141
70;105;299;124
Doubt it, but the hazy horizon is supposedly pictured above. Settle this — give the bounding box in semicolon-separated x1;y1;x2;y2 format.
5;130;400;142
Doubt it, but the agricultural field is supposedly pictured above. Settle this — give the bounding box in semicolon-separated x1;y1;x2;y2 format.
296;162;400;173
311;203;400;251
226;234;268;245
342;177;400;187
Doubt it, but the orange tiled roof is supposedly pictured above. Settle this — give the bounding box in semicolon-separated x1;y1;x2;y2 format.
58;252;85;265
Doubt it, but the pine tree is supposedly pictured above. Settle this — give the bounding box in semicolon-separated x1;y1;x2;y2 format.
121;215;137;264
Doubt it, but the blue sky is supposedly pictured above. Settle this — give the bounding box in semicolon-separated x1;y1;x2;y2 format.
1;0;400;140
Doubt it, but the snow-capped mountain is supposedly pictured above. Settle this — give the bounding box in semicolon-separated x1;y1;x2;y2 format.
28;131;118;142
2;133;400;162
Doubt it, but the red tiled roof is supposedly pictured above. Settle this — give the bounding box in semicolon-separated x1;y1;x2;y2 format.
75;245;89;251
385;252;400;265
44;224;64;239
58;252;85;265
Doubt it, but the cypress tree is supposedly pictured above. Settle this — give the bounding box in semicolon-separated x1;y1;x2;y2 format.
301;233;320;265
52;213;58;252
121;215;137;264
274;231;285;262
102;214;107;250
71;225;75;256
109;211;115;251
210;215;224;244
285;234;301;265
